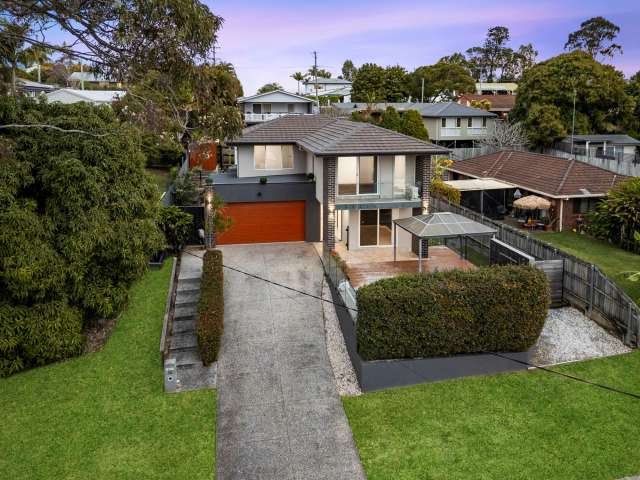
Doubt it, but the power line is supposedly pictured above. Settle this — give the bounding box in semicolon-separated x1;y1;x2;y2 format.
181;249;639;400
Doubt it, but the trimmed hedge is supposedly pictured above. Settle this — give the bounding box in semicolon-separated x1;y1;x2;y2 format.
197;249;224;365
431;178;461;205
356;265;549;361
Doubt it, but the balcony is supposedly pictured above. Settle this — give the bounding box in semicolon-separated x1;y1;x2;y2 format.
244;112;314;123
336;182;421;209
468;127;488;136
440;127;462;137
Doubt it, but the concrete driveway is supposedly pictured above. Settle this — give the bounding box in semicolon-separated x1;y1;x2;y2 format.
216;242;365;480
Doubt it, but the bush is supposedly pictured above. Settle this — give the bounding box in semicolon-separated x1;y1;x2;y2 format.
356;265;549;361
0;302;84;377
157;206;193;252
197;249;224;364
431;178;461;205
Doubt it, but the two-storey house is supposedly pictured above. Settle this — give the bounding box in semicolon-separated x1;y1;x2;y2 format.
220;115;448;252
238;90;317;125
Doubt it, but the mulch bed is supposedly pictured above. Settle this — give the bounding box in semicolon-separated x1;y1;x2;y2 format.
84;318;117;353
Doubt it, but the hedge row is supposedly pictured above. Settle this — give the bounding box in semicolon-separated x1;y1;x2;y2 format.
431;178;461;205
0;301;84;377
197;249;224;365
356;265;549;361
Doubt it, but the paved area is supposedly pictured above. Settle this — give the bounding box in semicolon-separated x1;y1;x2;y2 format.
216;242;365;480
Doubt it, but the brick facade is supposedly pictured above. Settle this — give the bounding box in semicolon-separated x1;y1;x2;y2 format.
323;156;337;252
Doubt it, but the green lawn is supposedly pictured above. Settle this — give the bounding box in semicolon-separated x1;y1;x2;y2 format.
532;231;640;303
343;351;640;480
0;262;216;480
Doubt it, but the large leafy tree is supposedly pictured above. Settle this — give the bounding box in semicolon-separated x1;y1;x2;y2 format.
400;110;429;140
408;63;475;102
351;63;386;102
511;51;634;148
626;71;640;137
384;65;409;102
565;16;622;59
341;59;357;81
257;82;283;94
0;97;164;376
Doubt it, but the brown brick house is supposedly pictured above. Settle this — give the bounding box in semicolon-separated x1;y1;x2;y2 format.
447;150;628;231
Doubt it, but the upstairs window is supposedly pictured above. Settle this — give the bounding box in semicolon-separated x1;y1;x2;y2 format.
254;145;294;170
468;118;473;127
482;117;487;127
441;118;446;127
456;118;461;128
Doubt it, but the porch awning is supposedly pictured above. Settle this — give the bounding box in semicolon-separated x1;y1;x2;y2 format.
394;212;497;239
444;178;514;191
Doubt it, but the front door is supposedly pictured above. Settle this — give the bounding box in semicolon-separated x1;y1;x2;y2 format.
359;209;393;247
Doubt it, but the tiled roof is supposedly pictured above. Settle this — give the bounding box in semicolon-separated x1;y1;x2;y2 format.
458;94;516;110
335;101;496;117
228;115;449;156
449;150;628;198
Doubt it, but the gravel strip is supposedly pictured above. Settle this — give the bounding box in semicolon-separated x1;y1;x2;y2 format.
532;307;632;366
321;277;362;396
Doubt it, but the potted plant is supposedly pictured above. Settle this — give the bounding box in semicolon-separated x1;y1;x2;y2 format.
259;176;268;185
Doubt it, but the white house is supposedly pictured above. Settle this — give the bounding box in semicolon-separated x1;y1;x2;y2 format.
45;88;124;105
303;78;352;96
237;90;317;124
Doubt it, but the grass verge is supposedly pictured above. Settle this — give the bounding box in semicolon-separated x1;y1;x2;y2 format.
343;351;640;480
0;261;216;480
532;231;640;303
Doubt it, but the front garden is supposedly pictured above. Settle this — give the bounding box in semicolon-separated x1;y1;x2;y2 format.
0;262;216;480
343;350;640;480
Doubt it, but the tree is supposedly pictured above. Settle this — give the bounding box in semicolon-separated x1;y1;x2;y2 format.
479;121;528;149
379;106;402;131
400;109;429;140
625;71;640;137
522;103;567;149
470;99;491;111
351;63;386;102
384;65;409;102
408;63;475;102
307;66;331;79
588;178;640;253
565;16;622;59
466;26;512;82
511;52;634;147
157;206;193;252
0;97;164;376
501;43;538;81
291;71;304;94
342;60;357;81
257;82;283;94
0;20;36;94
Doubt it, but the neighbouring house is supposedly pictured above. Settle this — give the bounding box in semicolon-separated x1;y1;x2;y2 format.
68;71;122;89
555;134;640;162
45;88;124;105
220;115;448;251
334;102;498;148
317;85;352;103
303;77;352;96
446;150;628;231
457;93;516;119
237;90;317;125
16;77;58;97
475;82;517;95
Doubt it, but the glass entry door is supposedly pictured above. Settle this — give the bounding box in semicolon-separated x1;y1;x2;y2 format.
359;209;393;246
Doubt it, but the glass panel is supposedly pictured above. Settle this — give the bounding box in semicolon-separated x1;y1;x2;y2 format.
254;145;266;169
393;155;406;197
360;210;378;246
281;145;293;168
359;156;377;194
379;209;392;246
265;145;282;169
338;156;357;195
252;104;261;114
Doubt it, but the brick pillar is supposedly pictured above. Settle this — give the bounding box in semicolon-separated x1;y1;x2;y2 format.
416;154;433;257
323;156;337;253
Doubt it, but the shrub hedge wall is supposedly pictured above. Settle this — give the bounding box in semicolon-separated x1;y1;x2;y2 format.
431;178;461;205
356;265;549;361
197;249;224;365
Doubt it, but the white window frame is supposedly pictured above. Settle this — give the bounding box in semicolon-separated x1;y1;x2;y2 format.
253;145;294;170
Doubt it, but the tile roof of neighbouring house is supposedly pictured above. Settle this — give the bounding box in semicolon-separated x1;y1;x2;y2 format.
237;89;314;103
228;114;449;156
449;150;628;198
564;134;640;145
458;94;516;110
334;101;496;118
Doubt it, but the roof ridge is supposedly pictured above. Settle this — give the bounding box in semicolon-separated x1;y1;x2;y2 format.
556;159;575;195
485;150;506;176
492;150;512;177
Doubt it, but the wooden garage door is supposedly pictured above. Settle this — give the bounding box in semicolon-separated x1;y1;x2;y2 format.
217;201;305;245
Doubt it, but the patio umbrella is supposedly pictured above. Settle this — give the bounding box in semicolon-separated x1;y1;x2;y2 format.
513;195;551;211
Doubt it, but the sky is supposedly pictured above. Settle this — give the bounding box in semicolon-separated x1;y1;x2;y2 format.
208;0;640;95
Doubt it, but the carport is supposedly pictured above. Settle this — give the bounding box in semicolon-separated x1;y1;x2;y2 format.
444;178;514;216
393;212;497;272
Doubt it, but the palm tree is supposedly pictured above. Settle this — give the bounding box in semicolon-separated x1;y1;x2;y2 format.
291;71;304;94
23;46;52;83
0;21;30;95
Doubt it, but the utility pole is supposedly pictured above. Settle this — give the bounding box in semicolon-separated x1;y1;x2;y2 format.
313;51;319;109
421;78;425;103
570;86;577;157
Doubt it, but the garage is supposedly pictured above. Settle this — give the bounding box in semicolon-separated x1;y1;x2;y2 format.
217;201;306;245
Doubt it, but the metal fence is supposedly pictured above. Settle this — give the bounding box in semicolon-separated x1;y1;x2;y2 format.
431;197;639;347
319;250;357;320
